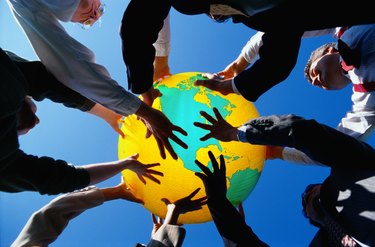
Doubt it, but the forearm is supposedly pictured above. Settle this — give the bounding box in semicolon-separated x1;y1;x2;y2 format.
83;160;127;185
11;2;140;117
11;186;104;247
208;198;267;246
234;31;302;102
120;0;171;94
88;103;122;123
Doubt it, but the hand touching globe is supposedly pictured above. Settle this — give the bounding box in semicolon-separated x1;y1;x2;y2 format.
118;72;265;224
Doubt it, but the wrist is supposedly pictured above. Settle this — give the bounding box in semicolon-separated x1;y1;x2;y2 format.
236;126;248;142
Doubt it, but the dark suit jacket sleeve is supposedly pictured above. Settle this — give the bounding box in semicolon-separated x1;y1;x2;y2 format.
242;115;375;169
208;198;269;247
233;29;303;102
120;0;171;94
0;149;90;195
7;51;95;112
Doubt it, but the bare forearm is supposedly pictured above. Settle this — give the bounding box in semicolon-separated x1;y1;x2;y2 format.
82;160;126;185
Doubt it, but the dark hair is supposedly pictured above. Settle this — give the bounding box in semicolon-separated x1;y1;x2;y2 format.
301;183;323;228
304;42;337;83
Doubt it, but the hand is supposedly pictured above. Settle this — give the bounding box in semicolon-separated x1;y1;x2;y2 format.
141;87;162;107
124;153;163;184
217;55;250;79
194;75;234;95
140;87;163;139
115;177;144;204
217;62;237;79
194;151;227;200
151;213;164;236
88;103;125;138
106;112;125;139
136;103;188;160
194;107;238;142
161;188;207;215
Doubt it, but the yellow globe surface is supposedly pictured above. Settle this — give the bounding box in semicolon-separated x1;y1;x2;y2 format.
118;72;265;224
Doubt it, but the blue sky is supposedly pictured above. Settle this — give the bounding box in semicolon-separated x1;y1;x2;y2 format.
1;1;371;246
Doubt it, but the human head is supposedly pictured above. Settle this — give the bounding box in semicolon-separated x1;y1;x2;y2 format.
304;42;351;90
301;183;324;227
71;0;105;28
17;96;39;136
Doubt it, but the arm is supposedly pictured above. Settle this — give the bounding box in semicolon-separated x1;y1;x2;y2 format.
83;153;162;186
120;0;171;94
8;53;127;137
8;0;141;117
242;115;375;169
146;189;206;247
194;29;303;100
195;151;268;246
11;186;105;247
194;108;375;169
218;28;338;80
153;14;171;79
143;14;172;106
233;29;303;102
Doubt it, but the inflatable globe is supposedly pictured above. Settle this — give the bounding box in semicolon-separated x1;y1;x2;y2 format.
118;72;265;224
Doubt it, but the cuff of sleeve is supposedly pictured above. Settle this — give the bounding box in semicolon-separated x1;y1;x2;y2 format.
231;79;241;95
237;126;248;142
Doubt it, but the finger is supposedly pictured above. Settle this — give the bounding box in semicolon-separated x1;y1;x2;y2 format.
137;174;147;185
219;154;226;175
129;153;139;160
194;79;205;86
193;121;213;130
194;172;207;181
208;151;219;172
146;169;164;177
154;137;166;159
164;140;178;160
213;107;225;122
145;163;161;168
116;127;126;139
187;188;201;199
169;133;188;149
194;160;211;175
172;125;188;136
200;111;217;124
152;213;158;224
200;133;212;142
145;174;161;184
145;128;152;139
161;198;171;205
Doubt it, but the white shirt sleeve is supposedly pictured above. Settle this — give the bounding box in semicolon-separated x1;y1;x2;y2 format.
147;224;186;247
11;186;105;247
281;147;326;166
337;92;375;141
240;31;264;64
7;0;141;116
153;14;171;57
240;28;338;64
